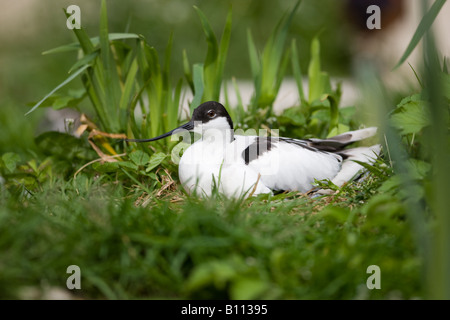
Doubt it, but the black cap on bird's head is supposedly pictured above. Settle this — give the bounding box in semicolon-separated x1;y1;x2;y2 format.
124;101;233;143
191;101;233;129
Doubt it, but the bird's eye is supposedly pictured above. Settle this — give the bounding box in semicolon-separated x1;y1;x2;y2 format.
207;110;216;118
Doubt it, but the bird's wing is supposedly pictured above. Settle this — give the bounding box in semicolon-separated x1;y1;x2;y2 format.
229;135;342;192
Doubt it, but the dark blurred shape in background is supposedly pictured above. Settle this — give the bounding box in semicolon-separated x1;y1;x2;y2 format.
346;0;405;32
344;0;450;92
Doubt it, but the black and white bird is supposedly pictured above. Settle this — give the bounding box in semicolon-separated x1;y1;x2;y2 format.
127;101;381;197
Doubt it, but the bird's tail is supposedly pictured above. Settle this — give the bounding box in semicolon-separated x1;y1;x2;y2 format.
314;127;381;195
307;127;378;152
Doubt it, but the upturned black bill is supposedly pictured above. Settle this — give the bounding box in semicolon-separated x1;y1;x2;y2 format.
124;121;194;142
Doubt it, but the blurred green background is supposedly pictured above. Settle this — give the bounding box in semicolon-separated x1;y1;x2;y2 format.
2;0;444;155
0;0;354;154
0;0;352;103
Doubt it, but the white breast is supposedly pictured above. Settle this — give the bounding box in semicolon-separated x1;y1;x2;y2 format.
178;139;223;196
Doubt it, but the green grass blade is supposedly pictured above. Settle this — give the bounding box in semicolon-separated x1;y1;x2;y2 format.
194;5;219;101
120;167;153;195
163;33;174;88
190;64;204;113
194;6;218;58
82;72;109;130
308;37;322;103
274;47;291;101
357;64;430;297
182;50;194;92
422;24;450;299
147;46;163;137
68;50;99;74
99;0;112;88
393;0;446;69
25;64;90;116
214;7;232;101
148;82;161;138
326;94;339;134
137;40;150;81
99;0;121;131
43;43;80;55
261;0;300;96
232;77;244;112
119;58;138;112
291;39;306;103
247;29;261;111
231;77;246;125
63;9;94;54
247;29;260;84
43;33;140;55
408;62;424;88
167;78;183;131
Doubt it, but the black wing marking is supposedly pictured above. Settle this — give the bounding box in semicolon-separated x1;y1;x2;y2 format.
242;136;337;165
281;137;349;160
305;134;353;152
242;137;274;165
242;136;347;165
278;137;320;152
242;128;377;165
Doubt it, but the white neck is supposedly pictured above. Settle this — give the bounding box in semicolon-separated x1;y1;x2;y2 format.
195;117;234;144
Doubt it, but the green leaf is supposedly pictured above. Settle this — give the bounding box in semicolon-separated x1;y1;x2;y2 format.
25;64;90;116
129;150;150;167
393;0;447;69
230;277;268;300
119;167;153;194
117;161;139;171
327;124;350;138
352;160;385;178
390;99;430;135
278;107;306;126
1;152;21;173
34;131;94;160
190;64;205;112
320;206;352;224
186;259;237;292
92;161;120;173
407;158;432;180
146;152;167;172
